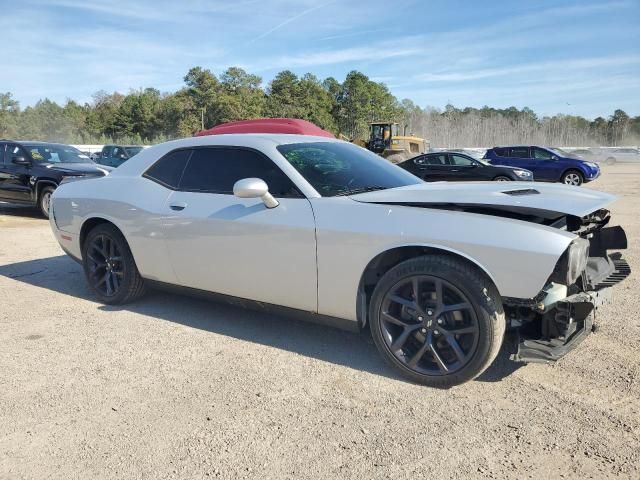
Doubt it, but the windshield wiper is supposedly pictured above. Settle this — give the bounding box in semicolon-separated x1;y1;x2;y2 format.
334;185;387;196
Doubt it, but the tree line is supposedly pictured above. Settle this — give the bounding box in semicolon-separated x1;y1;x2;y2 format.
1;67;638;147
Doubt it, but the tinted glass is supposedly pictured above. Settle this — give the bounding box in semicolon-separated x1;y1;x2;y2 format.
277;142;420;197
0;144;5;163
509;147;530;158
425;154;447;165
179;147;301;198
533;147;553;160
450;154;475;166
492;148;507;157
102;146;113;157
144;149;191;189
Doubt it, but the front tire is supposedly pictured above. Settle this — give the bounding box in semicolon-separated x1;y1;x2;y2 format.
493;176;511;182
561;170;583;186
369;255;505;388
82;223;146;305
39;186;55;219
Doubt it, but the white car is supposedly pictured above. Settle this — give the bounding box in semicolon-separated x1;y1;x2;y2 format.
49;134;630;387
603;147;640;164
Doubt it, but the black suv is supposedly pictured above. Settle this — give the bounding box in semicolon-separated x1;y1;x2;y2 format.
0;141;112;218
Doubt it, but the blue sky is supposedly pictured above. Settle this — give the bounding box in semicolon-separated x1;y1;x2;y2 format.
2;0;639;118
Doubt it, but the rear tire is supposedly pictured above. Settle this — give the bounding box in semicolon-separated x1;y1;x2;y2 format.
82;223;146;305
561;170;583;186
369;255;506;388
39;186;55;219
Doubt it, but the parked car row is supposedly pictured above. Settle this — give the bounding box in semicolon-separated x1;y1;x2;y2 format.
0;141;145;218
0;141;113;217
400;145;600;185
570;147;640;165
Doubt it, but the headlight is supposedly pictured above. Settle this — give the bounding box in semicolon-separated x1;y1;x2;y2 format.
585;162;598;168
514;169;532;177
549;238;589;286
564;238;590;285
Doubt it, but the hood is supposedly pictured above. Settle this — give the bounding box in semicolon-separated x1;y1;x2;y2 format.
43;162;112;175
350;182;616;219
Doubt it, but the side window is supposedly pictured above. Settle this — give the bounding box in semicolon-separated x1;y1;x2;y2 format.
102;146;112;158
509;147;530;159
179;147;302;198
112;147;123;158
7;144;30;162
425;154;447;165
493;148;507;157
0;144;5;163
533;147;553;160
450;154;475;166
413;155;427;166
143;149;191;189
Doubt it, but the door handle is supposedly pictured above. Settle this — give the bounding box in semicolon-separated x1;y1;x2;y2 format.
169;202;187;211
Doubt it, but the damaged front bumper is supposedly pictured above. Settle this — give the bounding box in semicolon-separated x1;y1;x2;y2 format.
508;224;631;364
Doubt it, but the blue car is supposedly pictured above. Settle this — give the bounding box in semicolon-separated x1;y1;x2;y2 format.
484;146;600;186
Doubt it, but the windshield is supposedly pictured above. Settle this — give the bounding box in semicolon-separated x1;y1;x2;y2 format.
24;144;92;164
125;146;144;157
277;142;421;197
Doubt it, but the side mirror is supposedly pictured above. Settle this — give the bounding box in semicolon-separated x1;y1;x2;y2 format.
233;178;279;209
12;155;31;166
551;155;559;161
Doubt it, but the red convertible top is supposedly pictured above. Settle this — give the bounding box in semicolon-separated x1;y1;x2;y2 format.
194;118;335;138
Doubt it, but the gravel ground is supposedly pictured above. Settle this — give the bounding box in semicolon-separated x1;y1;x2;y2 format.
1;165;639;479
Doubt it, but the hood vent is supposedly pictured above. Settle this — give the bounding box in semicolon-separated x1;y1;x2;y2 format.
502;188;540;196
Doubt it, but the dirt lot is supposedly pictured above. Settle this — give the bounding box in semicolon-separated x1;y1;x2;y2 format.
1;165;639;480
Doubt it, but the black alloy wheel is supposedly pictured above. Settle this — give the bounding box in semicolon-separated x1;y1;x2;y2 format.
87;234;123;297
379;275;479;376
82;223;146;304
369;255;505;387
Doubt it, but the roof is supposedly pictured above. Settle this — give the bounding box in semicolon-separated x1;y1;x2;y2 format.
195;118;335;138
15;140;70;146
104;144;145;148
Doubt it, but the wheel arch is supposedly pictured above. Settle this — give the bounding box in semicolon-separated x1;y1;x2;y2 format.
79;217;122;253
35;179;58;202
560;167;584;180
356;244;498;328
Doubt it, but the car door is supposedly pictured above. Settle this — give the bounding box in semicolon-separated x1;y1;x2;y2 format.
159;146;318;312
0;144;33;202
99;146;112;167
531;147;562;181
413;153;451;181
448;154;484;181
111;147;127;167
503;146;535;174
